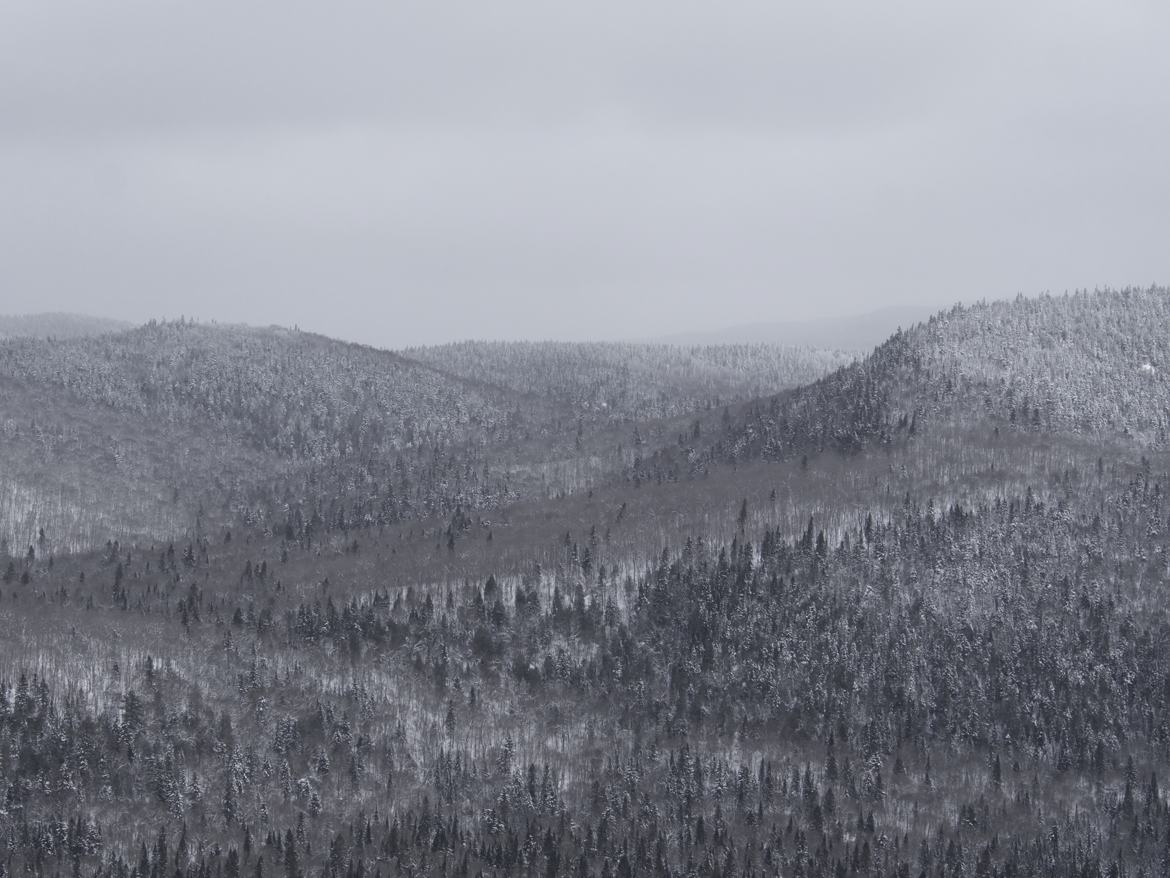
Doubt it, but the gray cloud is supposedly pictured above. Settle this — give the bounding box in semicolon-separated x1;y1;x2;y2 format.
1;1;1168;347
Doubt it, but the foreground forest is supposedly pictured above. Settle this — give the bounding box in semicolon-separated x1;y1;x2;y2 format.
1;287;1170;877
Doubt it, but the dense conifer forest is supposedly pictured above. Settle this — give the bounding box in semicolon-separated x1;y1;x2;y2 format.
2;288;1170;877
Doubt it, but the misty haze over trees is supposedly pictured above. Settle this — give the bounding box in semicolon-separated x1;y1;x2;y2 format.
1;288;1170;878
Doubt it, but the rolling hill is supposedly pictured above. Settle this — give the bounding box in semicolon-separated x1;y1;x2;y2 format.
706;286;1170;464
0;320;524;551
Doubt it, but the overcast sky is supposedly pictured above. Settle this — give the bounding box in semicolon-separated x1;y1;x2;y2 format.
1;2;1168;348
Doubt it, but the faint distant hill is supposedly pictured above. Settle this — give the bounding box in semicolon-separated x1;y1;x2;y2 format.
654;304;939;352
0;312;134;339
404;340;854;421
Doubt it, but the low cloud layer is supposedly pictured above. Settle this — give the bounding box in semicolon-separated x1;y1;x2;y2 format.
2;2;1167;346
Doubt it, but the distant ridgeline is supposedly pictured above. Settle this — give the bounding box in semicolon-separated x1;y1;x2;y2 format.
403;340;856;421
0;312;133;340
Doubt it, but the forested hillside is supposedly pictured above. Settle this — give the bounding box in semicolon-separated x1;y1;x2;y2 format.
0;321;519;458
2;443;1169;877
920;289;1169;442
651;287;1170;473
0;321;522;553
2;289;1170;877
